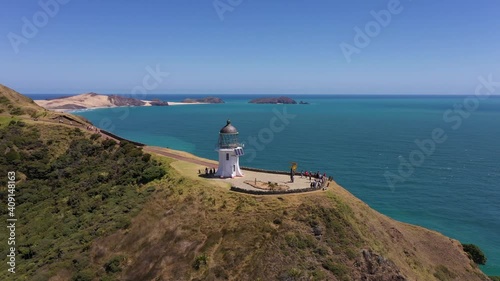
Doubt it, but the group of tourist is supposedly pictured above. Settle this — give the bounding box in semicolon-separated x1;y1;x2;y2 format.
58;117;74;126
297;170;331;190
310;176;329;190
199;167;216;175
300;170;332;181
86;125;99;132
302;170;317;179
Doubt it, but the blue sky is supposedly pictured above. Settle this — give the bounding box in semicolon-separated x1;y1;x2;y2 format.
1;0;499;94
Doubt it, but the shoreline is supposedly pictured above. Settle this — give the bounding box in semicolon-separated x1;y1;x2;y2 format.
167;101;210;106
34;100;213;112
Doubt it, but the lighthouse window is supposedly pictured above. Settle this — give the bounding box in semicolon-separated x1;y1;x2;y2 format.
226;153;229;160
233;165;235;171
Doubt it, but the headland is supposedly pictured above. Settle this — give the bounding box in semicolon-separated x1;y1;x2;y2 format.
0;84;493;280
33;92;225;111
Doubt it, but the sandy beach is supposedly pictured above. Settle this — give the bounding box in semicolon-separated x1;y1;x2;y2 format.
167;101;209;106
34;93;213;111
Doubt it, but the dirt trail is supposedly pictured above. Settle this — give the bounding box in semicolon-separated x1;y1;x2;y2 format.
144;146;218;169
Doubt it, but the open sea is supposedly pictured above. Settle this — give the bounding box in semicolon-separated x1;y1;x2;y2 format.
29;94;500;275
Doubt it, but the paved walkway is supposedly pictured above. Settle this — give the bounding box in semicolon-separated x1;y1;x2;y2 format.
218;170;315;192
143;146;324;192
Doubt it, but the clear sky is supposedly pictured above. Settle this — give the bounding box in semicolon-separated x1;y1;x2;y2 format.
1;0;499;95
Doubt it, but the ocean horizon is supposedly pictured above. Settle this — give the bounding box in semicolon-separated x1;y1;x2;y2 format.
27;93;500;275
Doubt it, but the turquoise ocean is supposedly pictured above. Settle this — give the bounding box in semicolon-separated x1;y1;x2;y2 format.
31;94;500;275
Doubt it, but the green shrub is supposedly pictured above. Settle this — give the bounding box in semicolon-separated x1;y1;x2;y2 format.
5;149;20;161
102;139;117;149
73;128;83;136
285;233;315;249
104;255;125;273
314;247;327;256
193;254;208;270
142;153;151;162
311;269;326;281
287;268;302;277
90;133;101;140
462;243;487;265
115;216;131;229
0;96;9;104
10;107;24;115
140;166;165;184
322;260;348;277
72;269;94;281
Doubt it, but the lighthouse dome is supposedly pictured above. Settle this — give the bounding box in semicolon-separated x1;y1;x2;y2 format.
217;120;240;149
220;120;238;134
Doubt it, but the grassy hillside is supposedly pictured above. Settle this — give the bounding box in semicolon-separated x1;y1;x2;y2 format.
0;84;90;125
0;85;492;280
0;84;42;117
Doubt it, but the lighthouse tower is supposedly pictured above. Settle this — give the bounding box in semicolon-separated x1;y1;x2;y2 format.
215;120;244;178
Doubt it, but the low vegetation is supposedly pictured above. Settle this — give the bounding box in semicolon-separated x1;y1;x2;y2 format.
0;121;166;280
462;243;487;265
433;264;457;281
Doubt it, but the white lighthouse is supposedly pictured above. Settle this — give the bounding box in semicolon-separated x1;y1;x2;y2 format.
215;120;244;178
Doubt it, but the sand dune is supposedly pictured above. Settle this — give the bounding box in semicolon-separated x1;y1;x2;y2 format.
34;93;215;111
35;93;119;110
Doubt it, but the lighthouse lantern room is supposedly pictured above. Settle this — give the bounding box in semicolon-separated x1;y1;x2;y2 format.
215;120;244;178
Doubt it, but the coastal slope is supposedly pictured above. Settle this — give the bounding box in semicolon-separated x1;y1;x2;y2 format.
89;164;489;281
0;84;491;281
0;84;47;116
0;84;90;125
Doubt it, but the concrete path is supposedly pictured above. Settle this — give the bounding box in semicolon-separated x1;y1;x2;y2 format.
220;170;315;191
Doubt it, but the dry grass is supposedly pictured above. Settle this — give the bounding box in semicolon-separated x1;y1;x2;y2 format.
87;163;489;281
169;159;230;190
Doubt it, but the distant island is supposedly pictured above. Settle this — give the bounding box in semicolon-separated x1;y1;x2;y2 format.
180;97;225;104
149;99;170;106
249;96;297;104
